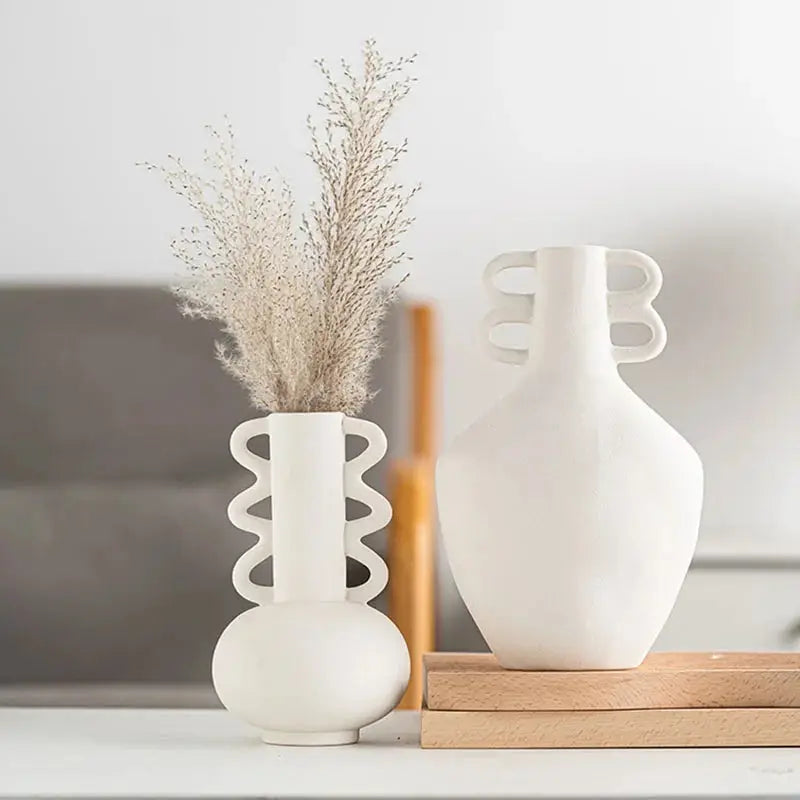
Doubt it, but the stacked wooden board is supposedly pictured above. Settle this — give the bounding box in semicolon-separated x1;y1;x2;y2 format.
421;652;800;748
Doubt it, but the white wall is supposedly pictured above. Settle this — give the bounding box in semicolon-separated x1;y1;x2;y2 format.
2;0;800;558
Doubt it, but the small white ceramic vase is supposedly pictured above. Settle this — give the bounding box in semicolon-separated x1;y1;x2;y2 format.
212;412;409;745
437;246;703;670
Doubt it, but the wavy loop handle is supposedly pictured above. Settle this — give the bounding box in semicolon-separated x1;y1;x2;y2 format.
343;417;392;603
227;417;273;605
606;248;667;364
482;251;536;365
227;415;391;606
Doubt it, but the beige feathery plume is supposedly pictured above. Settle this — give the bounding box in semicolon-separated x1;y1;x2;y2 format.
141;40;418;414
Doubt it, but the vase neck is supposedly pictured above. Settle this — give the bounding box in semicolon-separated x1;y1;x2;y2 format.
527;247;616;376
269;412;347;603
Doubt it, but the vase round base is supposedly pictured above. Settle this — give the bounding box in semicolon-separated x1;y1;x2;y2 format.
495;652;644;672
260;729;358;746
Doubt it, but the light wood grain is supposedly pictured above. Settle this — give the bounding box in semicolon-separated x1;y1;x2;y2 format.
421;706;800;748
390;461;436;709
424;652;800;710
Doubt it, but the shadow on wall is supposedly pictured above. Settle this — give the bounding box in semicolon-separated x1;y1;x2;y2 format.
625;204;800;538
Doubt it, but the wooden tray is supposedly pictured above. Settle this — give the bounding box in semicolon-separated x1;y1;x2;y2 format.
424;652;800;711
420;706;800;748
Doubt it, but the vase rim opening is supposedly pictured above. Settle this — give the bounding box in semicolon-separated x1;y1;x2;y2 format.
535;244;607;254
267;410;346;419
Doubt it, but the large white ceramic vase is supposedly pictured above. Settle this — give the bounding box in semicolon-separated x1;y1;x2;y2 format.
212;412;409;745
437;246;703;670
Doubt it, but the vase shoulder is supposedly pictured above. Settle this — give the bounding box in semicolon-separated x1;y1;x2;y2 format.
448;371;701;480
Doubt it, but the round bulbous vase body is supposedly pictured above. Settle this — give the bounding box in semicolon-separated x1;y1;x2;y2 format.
213;412;409;744
437;246;704;670
213;602;409;745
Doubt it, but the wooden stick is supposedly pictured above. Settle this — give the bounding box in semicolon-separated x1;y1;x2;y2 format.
389;460;436;709
410;304;436;459
388;302;438;709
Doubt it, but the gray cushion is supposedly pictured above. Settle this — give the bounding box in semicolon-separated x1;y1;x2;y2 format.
0;481;389;683
0;288;253;483
0;287;404;685
0;481;250;682
0;287;404;484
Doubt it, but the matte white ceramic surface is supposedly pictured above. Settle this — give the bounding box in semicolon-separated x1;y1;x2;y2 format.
437;246;704;670
213;412;409;744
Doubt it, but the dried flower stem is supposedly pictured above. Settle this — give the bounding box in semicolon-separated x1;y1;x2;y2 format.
141;40;417;414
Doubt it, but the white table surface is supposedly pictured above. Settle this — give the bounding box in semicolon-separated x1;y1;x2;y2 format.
2;708;799;799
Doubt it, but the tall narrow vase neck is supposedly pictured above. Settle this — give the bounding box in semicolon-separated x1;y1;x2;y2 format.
269;412;347;603
527;248;615;375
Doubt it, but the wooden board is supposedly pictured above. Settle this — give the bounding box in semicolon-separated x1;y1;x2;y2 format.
420;706;800;748
424;652;800;711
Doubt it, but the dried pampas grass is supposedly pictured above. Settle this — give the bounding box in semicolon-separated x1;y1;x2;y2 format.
141;40;418;414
